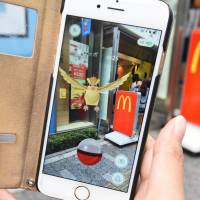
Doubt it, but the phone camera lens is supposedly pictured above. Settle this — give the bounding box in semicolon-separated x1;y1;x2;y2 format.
97;4;101;8
116;0;119;3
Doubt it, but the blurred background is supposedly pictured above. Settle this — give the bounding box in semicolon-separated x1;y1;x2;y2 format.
0;0;200;199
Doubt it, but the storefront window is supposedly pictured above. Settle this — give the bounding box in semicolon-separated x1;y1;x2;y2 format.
45;15;162;192
54;16;161;134
56;16;103;131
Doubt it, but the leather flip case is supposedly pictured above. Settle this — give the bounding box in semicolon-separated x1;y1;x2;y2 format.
0;0;62;191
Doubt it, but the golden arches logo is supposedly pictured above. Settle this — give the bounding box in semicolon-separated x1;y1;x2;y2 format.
191;42;200;74
117;95;131;113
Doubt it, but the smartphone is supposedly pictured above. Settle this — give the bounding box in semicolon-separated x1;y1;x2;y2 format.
38;0;172;199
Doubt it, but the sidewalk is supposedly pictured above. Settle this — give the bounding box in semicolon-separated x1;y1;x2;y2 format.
43;140;137;192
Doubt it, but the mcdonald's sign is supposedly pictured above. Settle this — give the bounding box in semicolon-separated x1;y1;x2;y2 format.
181;29;200;125
113;91;139;137
117;95;132;113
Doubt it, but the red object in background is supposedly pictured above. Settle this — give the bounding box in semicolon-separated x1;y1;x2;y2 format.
71;96;85;109
181;29;200;125
69;64;87;80
69;64;86;109
77;150;102;166
113;91;138;137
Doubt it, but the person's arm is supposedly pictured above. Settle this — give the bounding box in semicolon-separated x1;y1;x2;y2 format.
135;116;186;200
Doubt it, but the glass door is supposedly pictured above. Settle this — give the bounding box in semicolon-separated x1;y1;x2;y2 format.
99;26;120;127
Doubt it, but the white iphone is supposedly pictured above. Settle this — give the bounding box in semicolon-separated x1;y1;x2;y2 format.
38;0;172;199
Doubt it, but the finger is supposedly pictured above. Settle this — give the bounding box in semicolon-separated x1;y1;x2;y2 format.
148;115;186;200
140;135;155;182
135;136;155;200
136;136;155;188
0;190;16;200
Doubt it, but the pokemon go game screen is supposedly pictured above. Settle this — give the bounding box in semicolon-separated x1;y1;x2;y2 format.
43;15;162;192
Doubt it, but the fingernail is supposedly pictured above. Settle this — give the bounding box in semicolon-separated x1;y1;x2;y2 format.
173;115;186;142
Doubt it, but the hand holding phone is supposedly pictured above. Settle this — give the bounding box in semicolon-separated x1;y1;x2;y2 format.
135;116;186;200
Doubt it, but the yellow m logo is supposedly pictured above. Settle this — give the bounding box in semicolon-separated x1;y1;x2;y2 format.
117;95;131;113
191;42;200;74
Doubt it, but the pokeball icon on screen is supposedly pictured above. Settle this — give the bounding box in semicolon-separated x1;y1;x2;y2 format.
77;139;102;166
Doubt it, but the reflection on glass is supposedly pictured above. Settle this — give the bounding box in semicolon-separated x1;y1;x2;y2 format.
0;2;37;57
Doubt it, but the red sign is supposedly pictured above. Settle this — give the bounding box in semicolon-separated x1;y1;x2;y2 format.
113;91;138;137
69;64;87;109
69;64;87;80
181;29;200;125
71;96;85;109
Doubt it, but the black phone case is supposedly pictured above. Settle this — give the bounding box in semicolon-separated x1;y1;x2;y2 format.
130;2;173;199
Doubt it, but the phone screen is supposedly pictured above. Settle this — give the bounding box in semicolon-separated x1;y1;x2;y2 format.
43;15;162;193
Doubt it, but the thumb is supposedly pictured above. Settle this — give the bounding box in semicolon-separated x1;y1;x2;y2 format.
148;116;186;200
